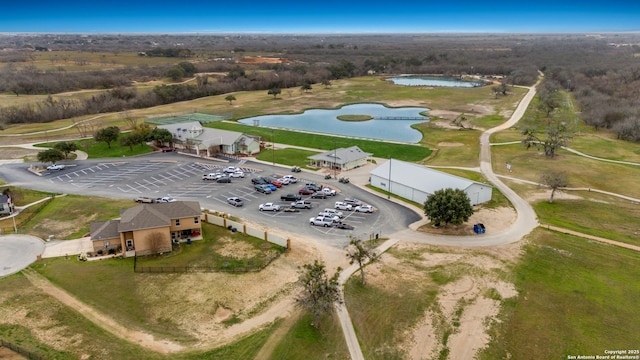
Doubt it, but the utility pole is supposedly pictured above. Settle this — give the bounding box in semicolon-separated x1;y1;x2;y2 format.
334;140;337;179
387;157;392;199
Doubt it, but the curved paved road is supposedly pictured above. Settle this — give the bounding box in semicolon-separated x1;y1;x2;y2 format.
335;81;541;360
0;235;45;277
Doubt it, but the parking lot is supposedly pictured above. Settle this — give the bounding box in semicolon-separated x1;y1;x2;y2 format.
1;154;419;247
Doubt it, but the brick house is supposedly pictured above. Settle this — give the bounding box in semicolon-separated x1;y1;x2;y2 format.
90;201;202;257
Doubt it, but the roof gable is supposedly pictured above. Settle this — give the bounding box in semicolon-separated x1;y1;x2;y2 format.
308;146;372;164
91;220;120;240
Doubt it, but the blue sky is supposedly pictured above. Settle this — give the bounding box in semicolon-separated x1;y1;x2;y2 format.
2;1;639;33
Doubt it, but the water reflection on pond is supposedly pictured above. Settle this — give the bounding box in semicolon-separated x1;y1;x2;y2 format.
389;75;485;87
239;103;429;143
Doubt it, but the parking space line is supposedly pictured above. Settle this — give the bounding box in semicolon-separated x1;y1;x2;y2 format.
155;174;177;183
117;184;142;193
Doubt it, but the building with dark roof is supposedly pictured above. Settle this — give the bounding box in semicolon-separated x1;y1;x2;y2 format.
90;201;202;257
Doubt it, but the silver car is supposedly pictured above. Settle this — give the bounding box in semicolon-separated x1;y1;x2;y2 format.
227;197;244;207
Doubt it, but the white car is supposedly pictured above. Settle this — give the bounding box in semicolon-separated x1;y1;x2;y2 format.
157;197;176;203
321;208;343;218
355;204;374;213
309;216;338;227
334;201;353;211
282;175;299;183
229;171;245;178
278;177;290;185
259;202;281;211
203;172;223;180
47;164;65;171
224;166;239;173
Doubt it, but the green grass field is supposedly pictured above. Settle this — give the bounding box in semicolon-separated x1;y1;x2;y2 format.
479;229;640;359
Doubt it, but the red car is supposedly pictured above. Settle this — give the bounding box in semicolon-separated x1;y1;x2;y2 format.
298;187;315;195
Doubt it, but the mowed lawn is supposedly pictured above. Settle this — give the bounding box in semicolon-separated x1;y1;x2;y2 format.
479;229;640;359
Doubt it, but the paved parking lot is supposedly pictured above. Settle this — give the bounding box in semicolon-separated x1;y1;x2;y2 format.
1;154;419;248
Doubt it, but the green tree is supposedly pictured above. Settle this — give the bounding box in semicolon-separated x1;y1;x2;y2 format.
295;260;342;329
120;132;144;152
177;61;197;77
301;83;312;93
53;141;78;159
147;128;173;145
225;95;236;105
423;188;474;227
132;123;152;141
94;126;121;149
540;171;568;203
37;148;65;164
346;237;378;285
166;66;185;81
268;88;281;99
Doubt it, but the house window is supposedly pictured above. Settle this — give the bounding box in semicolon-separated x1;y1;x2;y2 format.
194;217;199;224
126;239;133;250
175;219;180;226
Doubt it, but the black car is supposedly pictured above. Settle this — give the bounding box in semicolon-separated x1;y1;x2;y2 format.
217;176;231;183
251;178;266;185
280;193;302;201
310;192;327;199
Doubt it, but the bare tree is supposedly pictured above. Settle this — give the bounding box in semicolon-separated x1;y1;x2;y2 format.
146;232;166;255
540;171;568;203
346;237;379;285
522;121;572;158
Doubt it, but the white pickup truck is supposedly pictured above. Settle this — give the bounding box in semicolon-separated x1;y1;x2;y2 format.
321;187;336;196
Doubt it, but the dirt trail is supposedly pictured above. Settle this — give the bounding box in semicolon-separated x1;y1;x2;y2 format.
253;308;302;360
22;269;183;354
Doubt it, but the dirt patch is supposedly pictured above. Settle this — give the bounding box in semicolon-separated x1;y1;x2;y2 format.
437;142;464;147
417;206;517;236
385;241;522;360
0;346;26;360
0;147;38;160
526;189;584;203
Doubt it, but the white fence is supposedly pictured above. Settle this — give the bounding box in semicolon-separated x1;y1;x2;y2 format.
204;212;289;249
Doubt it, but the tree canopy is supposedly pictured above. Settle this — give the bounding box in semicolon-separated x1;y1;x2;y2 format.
295;260;342;329
37;148;65;164
423;188;474;227
346;237;378;285
147;128;173;144
94;126;121;149
53;141;78;159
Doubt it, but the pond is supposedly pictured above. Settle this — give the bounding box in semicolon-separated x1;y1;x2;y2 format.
238;103;429;143
389;75;485;88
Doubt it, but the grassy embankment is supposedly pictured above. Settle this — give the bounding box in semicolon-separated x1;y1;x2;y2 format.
479;229;640;358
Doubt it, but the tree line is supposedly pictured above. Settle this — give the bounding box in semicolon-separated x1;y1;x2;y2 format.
2;33;640;141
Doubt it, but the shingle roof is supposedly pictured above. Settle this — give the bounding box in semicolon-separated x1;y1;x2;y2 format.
308;146;372;165
118;201;202;232
90;220;121;241
158;122;243;146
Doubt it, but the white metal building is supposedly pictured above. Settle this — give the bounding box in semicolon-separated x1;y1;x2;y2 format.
370;159;492;206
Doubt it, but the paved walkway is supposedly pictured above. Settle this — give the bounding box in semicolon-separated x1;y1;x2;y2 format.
0;235;44;277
